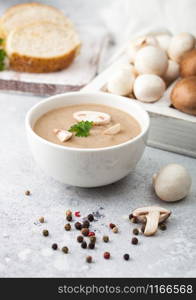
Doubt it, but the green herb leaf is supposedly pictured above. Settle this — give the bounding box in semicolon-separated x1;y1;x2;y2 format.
0;48;7;71
0;38;4;45
68;121;93;137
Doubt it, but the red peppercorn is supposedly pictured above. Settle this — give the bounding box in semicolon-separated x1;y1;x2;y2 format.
103;252;110;259
109;223;115;229
75;211;81;217
88;232;95;237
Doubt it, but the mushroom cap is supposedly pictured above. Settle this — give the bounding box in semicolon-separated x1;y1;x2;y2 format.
168;32;195;63
164;59;179;83
153;164;192;202
135;45;168;76
107;68;135;96
156;33;172;52
127;35;158;63
171;76;196;115
132;206;171;223
180;49;196;77
133;74;165;102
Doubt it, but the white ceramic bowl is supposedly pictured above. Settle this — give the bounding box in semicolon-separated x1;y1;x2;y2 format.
25;92;150;187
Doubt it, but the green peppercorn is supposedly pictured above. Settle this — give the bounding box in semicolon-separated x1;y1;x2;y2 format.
159;223;167;231
103;235;109;243
64;223;71;231
42;229;49;237
123;254;130;261
89;236;96;244
77;235;83;243
88;242;95;249
86;256;92;263
88;214;94;222
39;216;45;223
81;228;89;236
131;237;138;245
133;228;139;235
66;215;72;222
82;220;90;228
62;246;69;254
130;217;138;224
75;222;82;230
81;241;87;249
66;210;72;217
52;243;58;250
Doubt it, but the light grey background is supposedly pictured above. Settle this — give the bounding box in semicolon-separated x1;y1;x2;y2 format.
0;0;196;278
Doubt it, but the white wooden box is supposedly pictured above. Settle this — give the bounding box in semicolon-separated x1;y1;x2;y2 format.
82;56;196;158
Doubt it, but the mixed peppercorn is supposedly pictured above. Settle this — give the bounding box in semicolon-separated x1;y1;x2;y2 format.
38;208;168;265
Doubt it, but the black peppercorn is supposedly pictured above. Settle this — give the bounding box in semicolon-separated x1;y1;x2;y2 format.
77;235;84;243
103;235;109;243
89;236;96;244
75;222;82;230
131;237;138;245
62;246;69;254
52;243;58;250
129;213;133;220
64;223;71;231
42;229;49;237
88;214;94;222
133;228;139;235
25;190;31;196
141;224;145;233
66;215;72;222
86;256;92;263
82;220;90;228
81;241;87;249
88;242;95;249
123;254;130;261
81;228;89;236
159;223;167;231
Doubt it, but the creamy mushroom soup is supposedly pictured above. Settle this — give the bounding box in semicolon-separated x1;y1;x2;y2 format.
34;104;141;148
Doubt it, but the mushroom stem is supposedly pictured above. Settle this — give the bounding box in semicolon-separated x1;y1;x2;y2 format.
144;210;160;236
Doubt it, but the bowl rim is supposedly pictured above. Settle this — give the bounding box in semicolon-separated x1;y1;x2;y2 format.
25;91;150;152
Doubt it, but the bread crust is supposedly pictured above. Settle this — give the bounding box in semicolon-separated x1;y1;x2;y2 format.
9;47;78;73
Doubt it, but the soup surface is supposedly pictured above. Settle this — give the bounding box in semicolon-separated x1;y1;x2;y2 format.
34;104;141;148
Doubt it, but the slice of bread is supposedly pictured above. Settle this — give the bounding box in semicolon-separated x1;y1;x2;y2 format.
6;22;81;73
0;2;74;38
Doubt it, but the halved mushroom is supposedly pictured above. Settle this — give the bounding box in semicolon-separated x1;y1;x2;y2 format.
132;206;171;236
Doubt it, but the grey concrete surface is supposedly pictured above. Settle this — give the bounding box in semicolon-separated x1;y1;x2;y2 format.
0;91;195;277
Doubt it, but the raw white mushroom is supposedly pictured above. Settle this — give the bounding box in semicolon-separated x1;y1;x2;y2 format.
135;45;168;76
164;60;179;83
107;68;135;96
153;164;192;202
133;74;165;102
73;111;111;125
168;33;195;63
126;35;158;63
156;33;172;52
53;129;72;142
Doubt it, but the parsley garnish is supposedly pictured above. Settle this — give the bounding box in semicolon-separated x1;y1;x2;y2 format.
69;121;93;137
0;38;4;45
0;48;7;71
